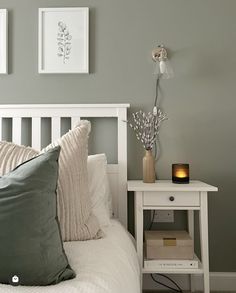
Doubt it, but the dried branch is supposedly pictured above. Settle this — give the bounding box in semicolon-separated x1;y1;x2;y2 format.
129;109;167;150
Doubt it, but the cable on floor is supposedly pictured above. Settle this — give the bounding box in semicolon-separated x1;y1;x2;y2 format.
151;273;183;293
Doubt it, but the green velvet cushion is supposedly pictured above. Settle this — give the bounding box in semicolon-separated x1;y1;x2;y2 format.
0;146;75;286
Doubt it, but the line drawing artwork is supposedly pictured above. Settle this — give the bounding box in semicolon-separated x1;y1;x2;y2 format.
57;21;72;64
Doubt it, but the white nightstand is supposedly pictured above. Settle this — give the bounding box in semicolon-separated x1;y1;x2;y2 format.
128;180;218;293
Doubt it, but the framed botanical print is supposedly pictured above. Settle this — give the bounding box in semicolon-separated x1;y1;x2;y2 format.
0;9;8;74
38;7;89;74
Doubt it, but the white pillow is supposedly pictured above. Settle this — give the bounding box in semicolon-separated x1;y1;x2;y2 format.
87;154;112;227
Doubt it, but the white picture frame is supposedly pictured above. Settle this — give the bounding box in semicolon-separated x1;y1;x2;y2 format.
38;7;89;74
0;9;8;74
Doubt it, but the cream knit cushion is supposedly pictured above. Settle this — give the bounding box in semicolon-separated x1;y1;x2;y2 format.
41;120;101;241
0;120;101;241
0;142;38;175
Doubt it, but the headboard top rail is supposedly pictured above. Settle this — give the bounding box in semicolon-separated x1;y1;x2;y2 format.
0;104;130;118
0;103;130;109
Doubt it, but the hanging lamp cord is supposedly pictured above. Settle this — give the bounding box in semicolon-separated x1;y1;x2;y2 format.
154;76;160;108
153;76;160;160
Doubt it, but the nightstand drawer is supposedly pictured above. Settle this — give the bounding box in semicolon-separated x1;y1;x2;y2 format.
143;191;200;206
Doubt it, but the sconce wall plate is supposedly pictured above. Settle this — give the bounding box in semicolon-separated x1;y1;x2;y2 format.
152;45;168;62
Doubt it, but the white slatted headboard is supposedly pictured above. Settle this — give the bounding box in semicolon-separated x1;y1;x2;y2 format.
0;104;130;228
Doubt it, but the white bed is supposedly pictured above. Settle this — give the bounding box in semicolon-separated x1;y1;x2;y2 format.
0;104;141;293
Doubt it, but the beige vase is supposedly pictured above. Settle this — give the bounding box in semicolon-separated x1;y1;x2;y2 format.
143;149;156;183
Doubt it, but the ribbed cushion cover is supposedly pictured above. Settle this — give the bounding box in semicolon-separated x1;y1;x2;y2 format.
0;120;101;241
41;120;101;241
0;147;75;286
0;143;38;175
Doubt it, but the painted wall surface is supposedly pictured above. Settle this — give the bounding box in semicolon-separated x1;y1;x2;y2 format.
0;0;236;272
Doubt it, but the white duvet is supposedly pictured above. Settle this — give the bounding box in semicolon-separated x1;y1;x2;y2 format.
0;220;140;293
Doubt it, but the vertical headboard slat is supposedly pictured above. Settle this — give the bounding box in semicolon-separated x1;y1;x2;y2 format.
32;117;41;150
71;117;81;128
12;117;22;145
51;117;61;142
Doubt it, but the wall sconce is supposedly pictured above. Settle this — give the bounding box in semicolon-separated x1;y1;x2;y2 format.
152;45;174;79
152;44;174;116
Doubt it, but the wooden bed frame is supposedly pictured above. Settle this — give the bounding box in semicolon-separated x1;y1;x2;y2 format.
0;104;130;228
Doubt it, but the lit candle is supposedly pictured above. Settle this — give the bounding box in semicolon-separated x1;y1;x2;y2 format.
175;170;187;178
172;164;189;184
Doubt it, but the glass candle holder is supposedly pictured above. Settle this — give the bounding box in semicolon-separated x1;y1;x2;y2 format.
172;164;189;184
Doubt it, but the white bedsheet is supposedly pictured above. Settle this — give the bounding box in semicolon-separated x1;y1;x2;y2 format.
0;220;140;293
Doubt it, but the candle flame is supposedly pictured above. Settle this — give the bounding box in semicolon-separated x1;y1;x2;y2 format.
175;170;187;178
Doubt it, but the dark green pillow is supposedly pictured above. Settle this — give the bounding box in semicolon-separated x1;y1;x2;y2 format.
0;146;75;286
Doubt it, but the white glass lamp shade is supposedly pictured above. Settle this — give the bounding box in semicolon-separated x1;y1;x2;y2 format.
155;58;174;79
161;59;174;79
154;61;161;75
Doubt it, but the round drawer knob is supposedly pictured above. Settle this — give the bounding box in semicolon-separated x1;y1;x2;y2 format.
169;196;175;202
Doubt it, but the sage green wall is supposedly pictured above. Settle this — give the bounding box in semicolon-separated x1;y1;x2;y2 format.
1;0;236;272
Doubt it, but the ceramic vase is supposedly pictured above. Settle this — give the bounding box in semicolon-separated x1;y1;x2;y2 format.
143;149;156;183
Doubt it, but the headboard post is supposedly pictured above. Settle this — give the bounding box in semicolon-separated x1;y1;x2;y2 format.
117;107;128;228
